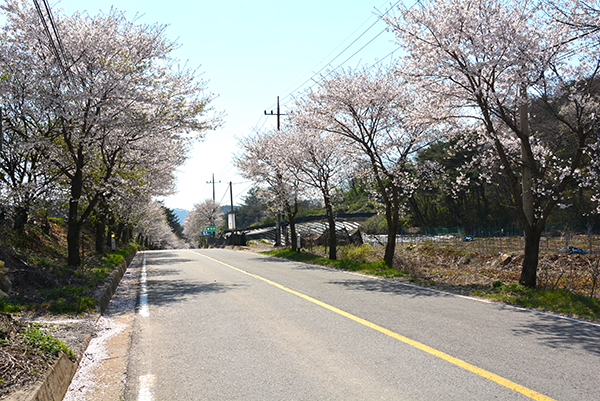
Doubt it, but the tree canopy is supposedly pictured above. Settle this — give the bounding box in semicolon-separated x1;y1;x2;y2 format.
0;0;220;260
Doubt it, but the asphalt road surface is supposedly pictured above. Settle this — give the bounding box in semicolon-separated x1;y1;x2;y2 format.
123;249;600;400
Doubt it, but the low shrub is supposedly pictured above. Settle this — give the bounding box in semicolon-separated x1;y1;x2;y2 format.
338;244;373;264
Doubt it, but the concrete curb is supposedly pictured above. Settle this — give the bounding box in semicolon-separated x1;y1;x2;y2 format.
5;353;78;401
94;251;136;315
3;249;137;401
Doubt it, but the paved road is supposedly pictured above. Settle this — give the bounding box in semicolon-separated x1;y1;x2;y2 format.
124;249;600;400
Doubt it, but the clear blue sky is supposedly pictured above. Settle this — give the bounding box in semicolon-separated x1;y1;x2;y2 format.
56;0;405;211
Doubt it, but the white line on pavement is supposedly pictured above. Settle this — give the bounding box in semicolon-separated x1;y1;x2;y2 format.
138;374;155;401
139;253;149;317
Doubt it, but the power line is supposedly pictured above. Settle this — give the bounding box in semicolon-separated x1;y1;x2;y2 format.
42;0;69;64
33;0;65;74
279;0;403;105
33;0;70;79
233;183;254;203
308;28;389;90
277;15;385;103
258;0;405;131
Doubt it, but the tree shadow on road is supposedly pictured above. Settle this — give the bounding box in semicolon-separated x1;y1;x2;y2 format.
326;278;455;299
145;256;197;266
148;280;246;307
510;310;600;355
146;268;183;278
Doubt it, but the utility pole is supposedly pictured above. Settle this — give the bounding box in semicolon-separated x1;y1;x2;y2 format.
228;181;236;230
207;173;220;202
264;96;286;246
229;181;234;214
264;96;287;131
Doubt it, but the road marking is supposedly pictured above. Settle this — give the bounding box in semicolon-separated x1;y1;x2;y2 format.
138;374;155;401
139;253;149;317
195;251;556;401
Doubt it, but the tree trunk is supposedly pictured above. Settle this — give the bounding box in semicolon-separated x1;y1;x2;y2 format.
67;199;81;266
384;204;399;268
13;205;28;233
519;224;543;288
324;196;337;260
116;223;124;242
121;225;129;243
67;165;84;267
95;214;106;254
286;201;299;252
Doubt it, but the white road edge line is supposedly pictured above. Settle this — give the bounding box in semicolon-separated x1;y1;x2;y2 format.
139;252;149;318
138;374;155;401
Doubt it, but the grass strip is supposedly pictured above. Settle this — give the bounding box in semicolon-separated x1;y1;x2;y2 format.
475;283;600;321
262;249;404;277
263;250;600;322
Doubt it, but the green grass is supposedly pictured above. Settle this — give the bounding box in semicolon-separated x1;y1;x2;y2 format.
23;325;76;361
38;286;96;314
475;283;600;320
262;249;404;278
0;299;23;313
0;243;137;314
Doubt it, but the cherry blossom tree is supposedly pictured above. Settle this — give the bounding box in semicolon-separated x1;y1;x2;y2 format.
236;130;304;251
134;200;185;250
384;0;600;287
183;199;222;247
0;1;221;265
94;127;189;251
286;119;352;259
0;2;65;232
291;67;435;267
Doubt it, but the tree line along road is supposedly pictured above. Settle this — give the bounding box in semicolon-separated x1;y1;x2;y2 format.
122;249;600;400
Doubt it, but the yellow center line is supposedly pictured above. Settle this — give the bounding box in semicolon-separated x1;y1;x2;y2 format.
195;251;556;401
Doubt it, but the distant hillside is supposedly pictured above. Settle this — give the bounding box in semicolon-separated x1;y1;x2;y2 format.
221;205;239;214
172;208;188;224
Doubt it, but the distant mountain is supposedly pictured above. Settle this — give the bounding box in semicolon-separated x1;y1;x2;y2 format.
172;208;189;224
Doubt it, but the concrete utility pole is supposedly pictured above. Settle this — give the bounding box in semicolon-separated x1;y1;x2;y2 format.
229;181;234;213
207;174;220;203
264;96;286;131
228;181;236;230
263;96;287;246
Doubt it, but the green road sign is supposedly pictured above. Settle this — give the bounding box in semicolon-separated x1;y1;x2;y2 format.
206;226;217;232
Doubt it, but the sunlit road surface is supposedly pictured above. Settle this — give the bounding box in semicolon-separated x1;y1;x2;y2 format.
124;249;600;401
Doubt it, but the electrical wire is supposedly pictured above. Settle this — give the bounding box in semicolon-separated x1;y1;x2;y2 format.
233;183;254;203
42;0;69;64
218;186;229;205
278;15;385;104
262;0;404;113
306;28;389;90
33;0;67;76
